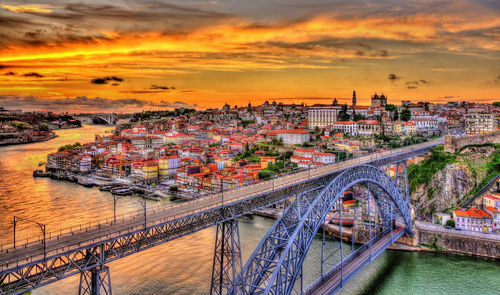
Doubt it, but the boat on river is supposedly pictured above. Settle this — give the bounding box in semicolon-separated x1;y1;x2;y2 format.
111;187;132;195
77;177;94;187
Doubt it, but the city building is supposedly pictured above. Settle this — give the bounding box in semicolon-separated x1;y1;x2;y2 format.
465;113;497;134
370;93;387;107
453;207;493;232
308;101;341;129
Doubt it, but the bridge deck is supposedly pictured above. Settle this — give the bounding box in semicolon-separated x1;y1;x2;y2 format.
307;226;405;295
0;140;441;273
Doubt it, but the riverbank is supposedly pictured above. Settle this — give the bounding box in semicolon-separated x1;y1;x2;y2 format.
0;133;58;146
252;208;500;259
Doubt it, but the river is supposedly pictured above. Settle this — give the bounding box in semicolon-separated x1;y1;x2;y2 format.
0;125;498;295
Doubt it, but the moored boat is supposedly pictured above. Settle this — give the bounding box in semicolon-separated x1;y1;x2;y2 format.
77;177;94;187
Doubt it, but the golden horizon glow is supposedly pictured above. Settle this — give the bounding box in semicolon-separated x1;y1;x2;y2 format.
0;0;499;111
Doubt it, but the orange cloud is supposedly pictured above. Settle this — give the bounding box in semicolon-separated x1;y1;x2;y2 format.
1;4;53;14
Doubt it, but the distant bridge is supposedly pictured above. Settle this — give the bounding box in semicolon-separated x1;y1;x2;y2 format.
0;140;442;295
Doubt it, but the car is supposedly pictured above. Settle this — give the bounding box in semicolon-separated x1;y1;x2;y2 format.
455;228;463;231
444;226;452;229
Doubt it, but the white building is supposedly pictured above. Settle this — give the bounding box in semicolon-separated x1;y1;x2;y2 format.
308;103;341;129
312;152;335;164
333;121;358;136
270;129;311;145
453;208;493;232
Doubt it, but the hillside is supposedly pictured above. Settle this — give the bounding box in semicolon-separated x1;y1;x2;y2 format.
408;144;500;220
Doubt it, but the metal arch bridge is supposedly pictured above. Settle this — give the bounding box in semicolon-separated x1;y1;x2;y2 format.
0;139;442;295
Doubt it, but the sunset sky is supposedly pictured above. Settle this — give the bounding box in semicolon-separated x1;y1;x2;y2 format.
0;0;499;112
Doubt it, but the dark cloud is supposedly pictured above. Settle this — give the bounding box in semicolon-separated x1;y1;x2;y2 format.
151;100;196;108
90;76;123;84
0;2;232;49
150;85;170;90
405;80;431;88
388;74;400;81
23;72;44;78
91;78;107;84
0;95;197;112
4;71;15;76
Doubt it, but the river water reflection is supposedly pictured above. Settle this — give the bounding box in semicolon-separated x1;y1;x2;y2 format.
0;125;498;294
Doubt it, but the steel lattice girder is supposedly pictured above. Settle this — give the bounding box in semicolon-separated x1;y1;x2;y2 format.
210;220;242;295
0;144;432;295
0;175;335;295
234;165;411;295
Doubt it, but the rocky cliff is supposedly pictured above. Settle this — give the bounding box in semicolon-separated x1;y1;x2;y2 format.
411;163;474;220
409;145;498;221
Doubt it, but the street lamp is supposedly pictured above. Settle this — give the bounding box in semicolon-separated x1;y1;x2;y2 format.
13;216;46;261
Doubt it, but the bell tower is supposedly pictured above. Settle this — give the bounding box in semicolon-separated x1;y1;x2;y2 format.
352;90;357;106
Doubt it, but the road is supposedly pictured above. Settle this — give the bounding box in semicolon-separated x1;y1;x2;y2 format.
309;227;404;295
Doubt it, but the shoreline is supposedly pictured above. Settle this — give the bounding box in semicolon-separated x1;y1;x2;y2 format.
252;208;500;260
0;134;59;147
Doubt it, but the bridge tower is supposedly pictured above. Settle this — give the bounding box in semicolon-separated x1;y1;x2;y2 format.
78;245;112;295
210;220;242;295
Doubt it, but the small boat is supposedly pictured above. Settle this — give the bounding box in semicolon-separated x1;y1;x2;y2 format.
33;170;50;177
98;185;114;191
77;177;94;187
111;188;132;195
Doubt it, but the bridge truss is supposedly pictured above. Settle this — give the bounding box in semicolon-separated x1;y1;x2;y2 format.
0;141;439;295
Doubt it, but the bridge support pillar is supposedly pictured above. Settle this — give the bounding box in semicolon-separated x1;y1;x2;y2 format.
79;266;112;295
210;220;242;295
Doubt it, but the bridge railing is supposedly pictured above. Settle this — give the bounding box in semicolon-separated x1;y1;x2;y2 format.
0;139;442;262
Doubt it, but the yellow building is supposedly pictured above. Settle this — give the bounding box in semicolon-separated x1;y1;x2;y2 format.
159;158;169;179
142;162;158;182
260;156;276;169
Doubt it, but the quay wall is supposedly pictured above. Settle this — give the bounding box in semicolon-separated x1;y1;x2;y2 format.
417;228;500;259
444;131;500;153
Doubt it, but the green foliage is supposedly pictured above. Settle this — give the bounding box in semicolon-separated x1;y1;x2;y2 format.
385;104;397;113
353;113;366;121
209;142;220;147
37;123;50;132
241;119;255;128
445;219;455;228
338;104;351;121
408;145;457;193
493;102;500;107
11;121;31;130
169;185;178;192
258;171;272;180
57;142;81;152
400;108;411;121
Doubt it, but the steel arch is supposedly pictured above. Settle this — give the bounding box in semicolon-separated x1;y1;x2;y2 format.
234;165;411;295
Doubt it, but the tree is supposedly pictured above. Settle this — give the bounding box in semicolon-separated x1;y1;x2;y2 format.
393;110;399;121
445;219;455;228
338;104;350;121
401;108;411;121
258;171;272;180
385;104;397;113
493;102;500;107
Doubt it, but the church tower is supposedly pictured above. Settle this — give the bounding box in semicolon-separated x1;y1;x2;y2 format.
352;90;357;106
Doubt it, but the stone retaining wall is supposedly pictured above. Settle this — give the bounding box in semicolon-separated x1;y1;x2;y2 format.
444;131;500;153
417;228;500;259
